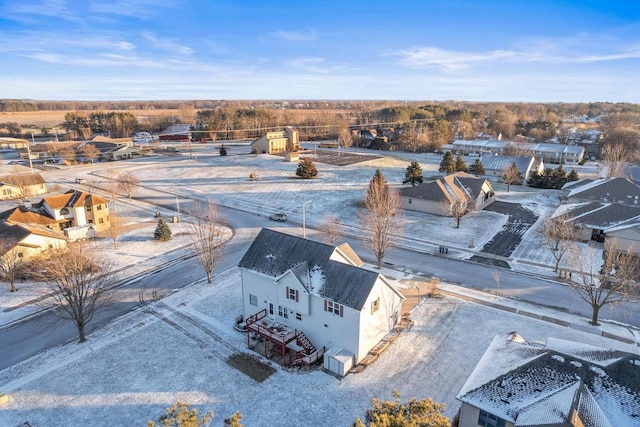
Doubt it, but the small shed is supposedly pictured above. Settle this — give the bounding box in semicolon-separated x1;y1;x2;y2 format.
285;151;299;162
323;347;354;377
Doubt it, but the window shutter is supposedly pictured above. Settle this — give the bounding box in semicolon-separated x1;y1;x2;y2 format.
295;290;299;302
339;305;343;317
324;299;328;311
286;286;289;298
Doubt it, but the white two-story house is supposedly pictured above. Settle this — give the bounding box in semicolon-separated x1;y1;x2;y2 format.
239;229;404;371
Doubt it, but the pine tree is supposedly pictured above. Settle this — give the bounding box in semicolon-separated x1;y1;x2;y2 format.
438;151;456;174
468;158;485;176
296;157;318;179
219;145;227;156
455;155;467;172
154;217;172;242
402;161;423;186
567;169;579;182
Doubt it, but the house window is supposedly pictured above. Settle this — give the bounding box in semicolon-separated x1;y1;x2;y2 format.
296;313;302;321
324;300;343;317
408;198;412;204
371;297;380;314
269;303;274;315
249;294;257;306
3;189;12;195
18;252;23;258
278;305;288;319
97;205;102;211
286;286;299;302
86;206;92;212
88;219;93;224
98;218;104;224
478;410;506;427
60;208;69;215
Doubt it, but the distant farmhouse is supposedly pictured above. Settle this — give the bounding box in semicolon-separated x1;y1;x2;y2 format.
158;124;192;142
239;229;404;375
457;333;640;427
0;173;47;200
451;139;585;164
251;127;299;154
401;172;495;216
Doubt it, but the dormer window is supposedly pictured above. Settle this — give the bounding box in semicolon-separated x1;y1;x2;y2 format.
60;207;70;215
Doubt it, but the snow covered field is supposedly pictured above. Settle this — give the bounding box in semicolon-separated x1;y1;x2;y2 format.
0;147;617;426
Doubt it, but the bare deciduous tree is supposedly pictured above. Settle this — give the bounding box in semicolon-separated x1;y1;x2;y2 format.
6;171;35;205
35;246;115;342
360;169;403;268
117;172;140;200
338;125;353;152
189;201;226;284
104;213;124;250
321;214;341;245
0;236;26;292
103;171;120;212
449;198;468;229
540;216;580;273
567;242;640;326
80;143;100;164
601;143;627;178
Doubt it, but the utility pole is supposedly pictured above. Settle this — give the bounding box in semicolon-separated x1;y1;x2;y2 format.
28;133;35;174
302;200;312;239
176;197;180;223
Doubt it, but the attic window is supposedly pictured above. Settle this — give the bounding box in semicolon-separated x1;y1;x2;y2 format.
324;300;343;317
286;286;299;302
371;297;380;314
60;207;70;215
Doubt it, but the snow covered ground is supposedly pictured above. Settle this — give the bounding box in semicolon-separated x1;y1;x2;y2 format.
0;147;619;426
0;265;636;427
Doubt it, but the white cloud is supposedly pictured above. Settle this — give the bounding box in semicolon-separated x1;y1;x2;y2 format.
386;46;521;71
142;32;194;55
270;30;317;42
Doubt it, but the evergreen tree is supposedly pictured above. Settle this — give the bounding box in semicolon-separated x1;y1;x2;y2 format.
468;158;485;176
296;157;318;179
219;144;227;156
567;169;579;182
154;217;172;242
438;151;456;174
402;161;423;186
455;155;467;172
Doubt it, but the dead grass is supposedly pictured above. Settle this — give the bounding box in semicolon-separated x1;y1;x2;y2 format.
226;353;276;383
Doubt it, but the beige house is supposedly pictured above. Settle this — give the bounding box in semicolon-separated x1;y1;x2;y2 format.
604;222;640;255
457;333;640;427
250;127;299;154
0;173;47;200
401;172;495;216
0;222;68;259
0;190;110;237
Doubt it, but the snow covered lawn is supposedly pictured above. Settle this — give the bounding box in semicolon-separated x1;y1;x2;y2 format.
0;266;633;427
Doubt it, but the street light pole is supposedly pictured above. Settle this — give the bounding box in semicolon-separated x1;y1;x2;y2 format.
302;200;312;239
28;133;35;174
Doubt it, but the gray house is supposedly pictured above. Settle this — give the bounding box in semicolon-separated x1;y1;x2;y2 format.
479;155;544;181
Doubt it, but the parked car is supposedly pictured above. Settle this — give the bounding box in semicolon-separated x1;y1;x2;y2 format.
75;178;86;184
269;213;287;222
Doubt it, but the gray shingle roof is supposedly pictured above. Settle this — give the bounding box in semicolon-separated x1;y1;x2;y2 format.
457;335;640;426
480;155;533;174
560;202;640;229
566;178;640;205
238;228;380;310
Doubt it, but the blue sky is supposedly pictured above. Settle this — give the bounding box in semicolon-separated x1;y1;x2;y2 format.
2;0;640;102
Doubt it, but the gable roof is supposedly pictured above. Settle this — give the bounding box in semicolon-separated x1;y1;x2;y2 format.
0;173;46;186
457;334;640;426
401;172;489;203
480;154;534;174
42;190;107;209
0;206;57;226
238;228;383;310
0;222;66;250
557;202;640;229
565;178;640;205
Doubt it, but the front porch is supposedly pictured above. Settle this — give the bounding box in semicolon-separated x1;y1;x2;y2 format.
246;309;325;367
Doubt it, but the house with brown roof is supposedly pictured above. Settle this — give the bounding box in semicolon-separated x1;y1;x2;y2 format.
0;173;47;200
457;333;640;427
40;190;110;232
400;172;495;216
0;190;110;240
0;222;67;259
